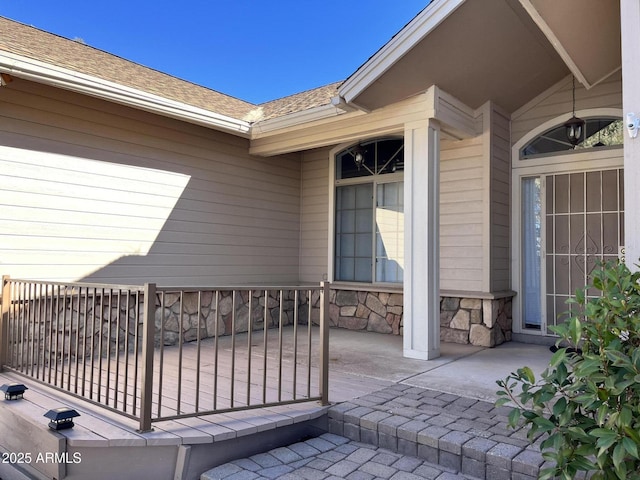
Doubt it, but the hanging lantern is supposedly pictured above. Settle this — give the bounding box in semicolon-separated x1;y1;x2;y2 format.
564;76;585;147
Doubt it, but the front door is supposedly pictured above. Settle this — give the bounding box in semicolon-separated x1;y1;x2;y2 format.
519;168;624;334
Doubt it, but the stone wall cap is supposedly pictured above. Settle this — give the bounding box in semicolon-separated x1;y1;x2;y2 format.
330;283;402;294
440;290;516;300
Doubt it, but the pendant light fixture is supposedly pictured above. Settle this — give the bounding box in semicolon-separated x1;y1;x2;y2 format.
351;145;366;170
564;76;585;147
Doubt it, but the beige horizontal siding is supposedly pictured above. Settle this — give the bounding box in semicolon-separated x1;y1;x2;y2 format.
490;107;511;291
299;147;331;282
0;79;301;285
440;136;484;291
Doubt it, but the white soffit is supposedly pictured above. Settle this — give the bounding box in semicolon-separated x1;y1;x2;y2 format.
0;51;252;137
519;0;621;89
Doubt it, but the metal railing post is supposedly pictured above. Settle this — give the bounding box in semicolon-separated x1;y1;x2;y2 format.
0;276;10;371
139;283;156;432
319;281;330;406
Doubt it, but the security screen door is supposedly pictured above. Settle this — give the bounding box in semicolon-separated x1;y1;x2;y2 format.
521;168;624;333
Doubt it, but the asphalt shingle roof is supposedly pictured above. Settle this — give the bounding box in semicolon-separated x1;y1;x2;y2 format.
0;16;340;124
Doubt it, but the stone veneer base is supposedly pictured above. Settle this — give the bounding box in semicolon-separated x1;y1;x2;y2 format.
329;288;513;348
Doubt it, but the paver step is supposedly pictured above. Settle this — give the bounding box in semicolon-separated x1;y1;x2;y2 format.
326;384;547;480
201;432;467;479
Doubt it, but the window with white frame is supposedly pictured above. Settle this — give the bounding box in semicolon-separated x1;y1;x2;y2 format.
334;138;404;283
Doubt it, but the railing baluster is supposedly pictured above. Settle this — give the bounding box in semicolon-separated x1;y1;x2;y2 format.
73;287;81;393
177;291;184;415
67;287;76;391
89;288;97;399
157;291;165;418
60;286;68;387
81;288;89;397
114;289;121;409
132;290;140;416
38;283;46;381
293;289;298;400
195;291;202;413
307;289;312;398
32;283;40;378
97;288;104;402
22;282;29;373
105;289;113;405
278;289;284;402
246;290;253;406
48;284;56;384
123;291;130;413
213;290;220;410
22;282;27;373
262;289;268;404
230;291;236;408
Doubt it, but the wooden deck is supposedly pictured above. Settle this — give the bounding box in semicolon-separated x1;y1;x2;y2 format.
0;329;395;480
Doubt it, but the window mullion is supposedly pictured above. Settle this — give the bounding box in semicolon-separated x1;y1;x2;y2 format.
373;182;378;283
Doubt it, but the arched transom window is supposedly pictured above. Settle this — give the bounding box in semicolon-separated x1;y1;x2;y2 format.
520;117;623;159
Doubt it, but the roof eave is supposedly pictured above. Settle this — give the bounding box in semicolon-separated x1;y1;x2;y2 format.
0;51;251;137
338;0;465;106
250;103;348;137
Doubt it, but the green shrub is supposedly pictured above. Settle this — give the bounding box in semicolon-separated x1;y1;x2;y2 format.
496;261;640;480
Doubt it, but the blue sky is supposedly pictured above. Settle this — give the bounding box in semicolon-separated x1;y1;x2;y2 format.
2;1;428;104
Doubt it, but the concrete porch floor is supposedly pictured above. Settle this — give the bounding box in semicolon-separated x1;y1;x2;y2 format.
327;329;552;402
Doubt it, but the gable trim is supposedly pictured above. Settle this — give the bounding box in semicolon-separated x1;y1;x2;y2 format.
338;0;465;107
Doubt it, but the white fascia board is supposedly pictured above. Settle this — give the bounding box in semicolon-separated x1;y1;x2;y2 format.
339;0;466;104
0;51;251;137
251;103;345;136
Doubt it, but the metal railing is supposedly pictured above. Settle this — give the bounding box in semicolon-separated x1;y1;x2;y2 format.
0;276;330;432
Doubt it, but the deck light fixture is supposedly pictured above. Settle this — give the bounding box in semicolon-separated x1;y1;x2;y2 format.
0;383;28;400
44;407;80;430
564;76;585;147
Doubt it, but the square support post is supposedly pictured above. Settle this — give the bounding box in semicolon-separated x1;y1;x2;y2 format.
1;276;10;370
403;119;441;360
139;282;156;432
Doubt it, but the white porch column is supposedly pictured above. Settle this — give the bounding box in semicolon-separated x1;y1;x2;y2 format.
403;119;440;360
621;0;640;270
